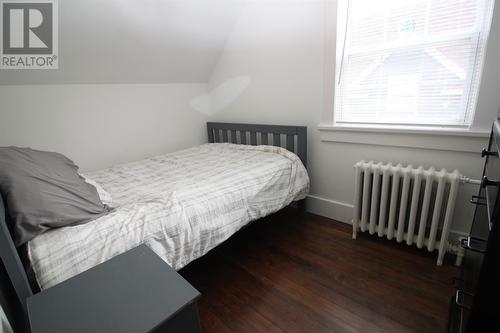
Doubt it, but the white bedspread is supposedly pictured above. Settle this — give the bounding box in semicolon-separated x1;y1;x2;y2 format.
28;143;309;289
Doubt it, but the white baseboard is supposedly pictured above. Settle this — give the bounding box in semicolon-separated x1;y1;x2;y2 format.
306;195;353;224
305;195;468;244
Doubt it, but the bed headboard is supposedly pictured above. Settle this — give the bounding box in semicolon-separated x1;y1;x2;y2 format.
207;122;307;168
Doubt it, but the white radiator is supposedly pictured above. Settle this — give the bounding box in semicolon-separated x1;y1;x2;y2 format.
352;161;470;266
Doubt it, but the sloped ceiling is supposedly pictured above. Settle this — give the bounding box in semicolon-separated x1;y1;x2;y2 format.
0;0;245;85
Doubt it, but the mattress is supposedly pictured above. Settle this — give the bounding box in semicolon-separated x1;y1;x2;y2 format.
28;143;309;289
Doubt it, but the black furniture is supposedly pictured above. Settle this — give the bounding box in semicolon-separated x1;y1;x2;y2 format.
27;245;201;333
448;119;500;332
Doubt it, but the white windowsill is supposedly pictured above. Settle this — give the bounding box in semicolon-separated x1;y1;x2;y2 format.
318;124;490;153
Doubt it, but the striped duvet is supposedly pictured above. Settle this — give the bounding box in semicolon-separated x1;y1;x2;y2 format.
28;143;309;289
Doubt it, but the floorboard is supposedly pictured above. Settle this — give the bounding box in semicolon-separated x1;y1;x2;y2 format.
180;208;457;333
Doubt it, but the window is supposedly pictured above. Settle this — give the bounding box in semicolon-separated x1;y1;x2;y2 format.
335;0;494;128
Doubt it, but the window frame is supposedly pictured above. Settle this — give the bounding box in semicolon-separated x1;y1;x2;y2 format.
332;0;495;131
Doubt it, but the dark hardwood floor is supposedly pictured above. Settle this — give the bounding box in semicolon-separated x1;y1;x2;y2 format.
180;208;458;333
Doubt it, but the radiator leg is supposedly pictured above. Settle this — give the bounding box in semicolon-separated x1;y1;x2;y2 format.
455;250;464;267
437;249;445;266
352;220;358;239
454;242;465;267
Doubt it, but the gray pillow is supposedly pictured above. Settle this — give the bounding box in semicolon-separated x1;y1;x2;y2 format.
0;147;113;246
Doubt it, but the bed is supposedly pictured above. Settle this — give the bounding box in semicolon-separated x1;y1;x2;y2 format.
0;122;308;326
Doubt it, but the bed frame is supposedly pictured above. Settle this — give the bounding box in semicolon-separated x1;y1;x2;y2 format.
207;122;307;168
0;122;307;331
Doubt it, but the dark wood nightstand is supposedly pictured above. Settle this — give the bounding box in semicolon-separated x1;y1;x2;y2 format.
27;245;201;333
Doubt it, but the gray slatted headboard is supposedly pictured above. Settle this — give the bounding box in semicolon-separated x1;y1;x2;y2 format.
207;122;307;168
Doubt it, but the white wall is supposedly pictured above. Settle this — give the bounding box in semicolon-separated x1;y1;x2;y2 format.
0;84;209;171
207;0;500;238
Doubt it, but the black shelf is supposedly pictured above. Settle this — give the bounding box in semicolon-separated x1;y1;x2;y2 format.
448;119;500;333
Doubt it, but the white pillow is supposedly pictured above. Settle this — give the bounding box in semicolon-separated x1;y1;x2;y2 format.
80;175;113;207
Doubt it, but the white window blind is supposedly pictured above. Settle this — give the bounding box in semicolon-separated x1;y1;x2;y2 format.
336;0;494;127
